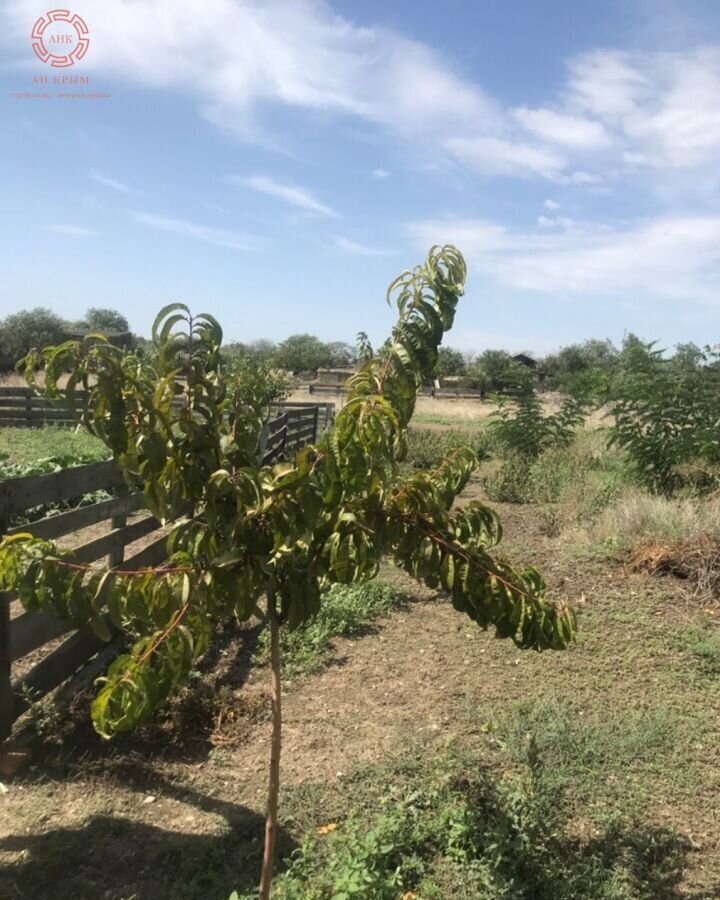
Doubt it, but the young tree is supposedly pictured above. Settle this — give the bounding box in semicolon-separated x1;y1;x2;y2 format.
0;246;575;897
356;331;374;362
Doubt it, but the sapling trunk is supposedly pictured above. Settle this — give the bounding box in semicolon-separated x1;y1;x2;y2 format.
259;593;282;900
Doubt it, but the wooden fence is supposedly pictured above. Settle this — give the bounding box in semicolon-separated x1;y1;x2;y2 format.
0;401;333;742
0;388;337;430
307;383;487;401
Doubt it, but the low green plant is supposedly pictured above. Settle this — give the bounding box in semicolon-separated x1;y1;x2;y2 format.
674;624;720;676
254;581;409;680
404;427;492;469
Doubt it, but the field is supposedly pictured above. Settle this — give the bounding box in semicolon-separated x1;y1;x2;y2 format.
1;402;720;900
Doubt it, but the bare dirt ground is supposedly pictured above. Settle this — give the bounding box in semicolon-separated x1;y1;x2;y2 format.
1;477;719;899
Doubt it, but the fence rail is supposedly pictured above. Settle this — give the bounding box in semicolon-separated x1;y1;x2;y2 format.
0;399;334;742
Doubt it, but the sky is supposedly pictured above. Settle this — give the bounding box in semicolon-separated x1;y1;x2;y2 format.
2;0;720;355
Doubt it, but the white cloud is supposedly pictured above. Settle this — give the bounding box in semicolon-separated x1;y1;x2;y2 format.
6;2;720;189
372;168;390;179
406;215;720;305
47;224;95;236
5;0;496;144
544;199;560;210
566;47;720;170
231;174;338;217
513;107;610;149
445;136;567;179
130;212;255;250
334;236;395;256
558;170;604;185
536;215;574;228
89;170;134;194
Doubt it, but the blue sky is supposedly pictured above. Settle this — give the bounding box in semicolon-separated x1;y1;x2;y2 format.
2;0;720;354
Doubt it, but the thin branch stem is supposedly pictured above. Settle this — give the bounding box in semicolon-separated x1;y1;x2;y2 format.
259;591;282;900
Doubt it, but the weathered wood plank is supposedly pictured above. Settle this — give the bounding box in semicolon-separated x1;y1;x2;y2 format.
0;397;83;409
10;612;70;663
12;629;107;719
0;461;124;518
71;515;162;565
0;408;79;421
7;492;145;540
119;534;168;570
0;387;89;398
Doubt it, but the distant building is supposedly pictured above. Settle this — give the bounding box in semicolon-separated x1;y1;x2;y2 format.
512;352;537;368
512;352;547;387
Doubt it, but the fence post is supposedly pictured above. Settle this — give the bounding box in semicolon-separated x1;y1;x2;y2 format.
257;422;270;466
0;506;11;741
312;405;319;442
108;485;129;569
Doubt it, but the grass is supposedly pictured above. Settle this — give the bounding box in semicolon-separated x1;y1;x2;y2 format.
229;697;692;900
254;581;410;680
411;411;486;427
0;425;107;466
674;623;720;676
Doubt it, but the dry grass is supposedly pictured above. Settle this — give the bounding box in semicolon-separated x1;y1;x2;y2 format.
585;490;720;550
572;488;720;602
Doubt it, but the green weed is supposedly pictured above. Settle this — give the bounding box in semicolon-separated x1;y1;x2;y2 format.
254;582;409;680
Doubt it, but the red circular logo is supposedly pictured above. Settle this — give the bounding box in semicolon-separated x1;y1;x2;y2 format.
31;10;89;68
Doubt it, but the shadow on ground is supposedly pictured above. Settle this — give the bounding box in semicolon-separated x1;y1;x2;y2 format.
16;619;267;781
0;772;293;900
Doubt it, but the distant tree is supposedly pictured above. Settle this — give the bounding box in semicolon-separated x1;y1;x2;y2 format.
543;338;619;396
434;345;466;378
274;333;329;373
671;342;704;372
0;307;66;362
84;307;130;333
248;340;277;364
473;350;525;393
324;341;356;368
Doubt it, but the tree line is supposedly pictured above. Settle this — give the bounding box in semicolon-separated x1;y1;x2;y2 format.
1;307;712;392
